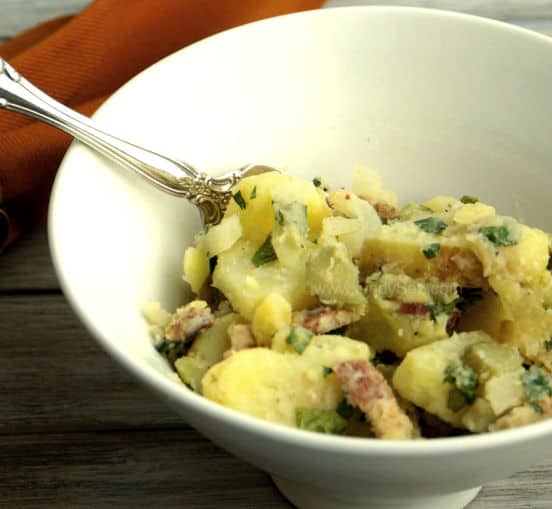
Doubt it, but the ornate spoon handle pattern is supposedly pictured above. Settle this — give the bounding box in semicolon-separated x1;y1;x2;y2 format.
0;58;260;224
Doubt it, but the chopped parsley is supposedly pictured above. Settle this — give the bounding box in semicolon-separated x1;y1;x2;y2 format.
443;364;478;411
479;226;518;247
545;338;552;352
251;235;278;267
521;366;552;414
249;186;257;200
312;177;322;188
336;398;355;420
232;190;247;210
422;243;441;259
286;326;314;354
155;337;194;358
414;217;448;234
295;408;347;434
322;366;333;377
428;300;458;321
460;195;479;204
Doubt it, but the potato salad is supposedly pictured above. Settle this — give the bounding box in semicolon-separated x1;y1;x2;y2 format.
144;167;552;439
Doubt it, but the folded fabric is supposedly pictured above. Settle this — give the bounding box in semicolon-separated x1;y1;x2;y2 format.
0;0;323;250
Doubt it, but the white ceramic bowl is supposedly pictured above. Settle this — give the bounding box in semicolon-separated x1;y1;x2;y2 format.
49;6;552;509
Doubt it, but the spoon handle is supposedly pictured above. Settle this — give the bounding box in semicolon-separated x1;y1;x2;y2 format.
0;58;235;223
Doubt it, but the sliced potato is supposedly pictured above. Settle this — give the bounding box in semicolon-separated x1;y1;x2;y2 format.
392;332;488;427
213;239;315;320
251;293;292;346
182;247;210;293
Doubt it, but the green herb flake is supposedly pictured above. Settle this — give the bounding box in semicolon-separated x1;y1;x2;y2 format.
422;243;441;259
251;235;278;267
232;190;247;210
545;338;552;352
414;217;448;234
295;408;348;435
460;195;479;204
286;326;314;354
336;398;354;420
249;186;257;200
428;300;458;321
155;337;195;358
312;177;322;188
521;366;552;413
479;226;518;247
443;364;478;411
322;366;333;378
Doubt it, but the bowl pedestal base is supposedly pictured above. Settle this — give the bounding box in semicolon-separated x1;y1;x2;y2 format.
272;476;481;509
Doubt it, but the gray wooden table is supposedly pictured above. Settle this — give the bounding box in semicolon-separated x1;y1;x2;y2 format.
1;1;551;507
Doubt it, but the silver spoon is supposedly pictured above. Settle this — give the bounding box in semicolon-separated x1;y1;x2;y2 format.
0;58;274;224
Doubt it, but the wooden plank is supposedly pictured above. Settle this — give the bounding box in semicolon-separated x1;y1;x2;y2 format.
0;0;90;37
325;1;552;22
0;227;59;291
0;429;551;508
0;430;289;509
470;463;552;508
0;294;183;434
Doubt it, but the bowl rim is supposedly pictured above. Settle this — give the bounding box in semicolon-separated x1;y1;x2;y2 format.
49;4;552;455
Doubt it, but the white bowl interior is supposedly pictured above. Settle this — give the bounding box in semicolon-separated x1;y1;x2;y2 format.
49;6;552;503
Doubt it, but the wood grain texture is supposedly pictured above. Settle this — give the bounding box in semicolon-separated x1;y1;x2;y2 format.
0;430;290;508
0;0;90;36
1;429;551;509
0;294;183;434
0;228;59;291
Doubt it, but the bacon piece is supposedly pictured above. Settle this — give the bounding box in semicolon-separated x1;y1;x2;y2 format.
359;195;397;221
446;309;461;336
372;201;397;221
398;302;428;316
334;360;413;439
292;307;359;335
164;300;214;342
228;324;256;352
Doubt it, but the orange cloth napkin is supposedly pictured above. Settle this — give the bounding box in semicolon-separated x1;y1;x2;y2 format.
0;0;323;249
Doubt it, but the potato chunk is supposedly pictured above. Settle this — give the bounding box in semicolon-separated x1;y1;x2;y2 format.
463;342;523;382
224;171;330;245
202;335;370;427
213;239;315;320
346;273;453;356
251;293;292;346
392;332;488;427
